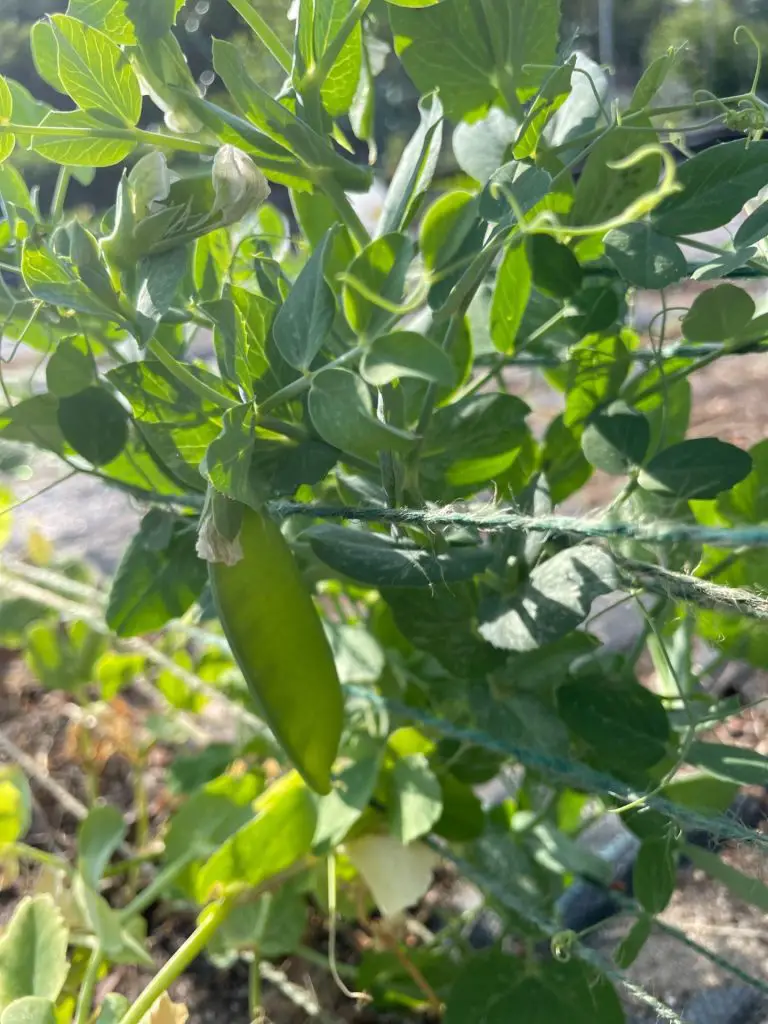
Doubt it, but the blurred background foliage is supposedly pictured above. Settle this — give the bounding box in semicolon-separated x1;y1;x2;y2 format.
1;0;768;207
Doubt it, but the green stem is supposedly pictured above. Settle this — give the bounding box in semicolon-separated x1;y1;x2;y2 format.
49;166;71;222
118;853;195;924
74;946;103;1024
0;124;214;156
258;345;364;414
147;339;238;410
10;842;74;876
118;895;237;1024
248;957;261;1018
226;0;292;72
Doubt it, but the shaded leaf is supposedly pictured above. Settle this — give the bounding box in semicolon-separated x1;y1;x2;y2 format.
388;754;443;845
581;402;650;475
57;387;128;466
379;93;443;236
360;330;455;387
639;439;752;500
273;228;337;371
1;998;56;1024
491;243;532;353
685;741;768;788
0;897;68;1011
682;284;755;343
78;806;127;888
634;837;676;914
342;233;415;340
615;916;652;969
605;223;688;289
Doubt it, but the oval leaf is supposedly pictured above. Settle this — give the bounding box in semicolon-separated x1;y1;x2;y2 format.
57;386;128;466
682;284;755;343
604;222;687;289
581;402;650;475
360;331;455;387
638;438;753;500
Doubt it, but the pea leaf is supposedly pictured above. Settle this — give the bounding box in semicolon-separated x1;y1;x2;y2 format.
195;781;316;902
46;336;96;398
480;162;552;225
734;200;768;248
378;93;443;236
581;402;650;475
491;243;532;353
654;140;768;236
314;753;382;853
570;125;658;227
633;837;677;914
50;14;142;125
0;897;68;1011
106;510;208;636
445;952;624;1024
360;331;455;387
306;524;493;587
30;22;65;93
528;235;583;298
1;998;56;1024
542;414;593;504
681;284;755;343
615;916;652;969
21;241;118;318
32;110;135;167
0;396;66;456
57;386;128;466
604;223;688;289
78;806;127;888
684;741;768;787
134;247;191;344
557;676;670;772
308;368;417;461
313;0;363;118
342;233;415;340
638;439;753;500
125;0;184;36
67;0;136;44
478;546;617;651
273;228;337;371
388;754;443;845
24;620;106;693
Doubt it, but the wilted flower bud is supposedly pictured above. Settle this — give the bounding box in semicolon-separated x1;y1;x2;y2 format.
212;145;270;226
128;151;174;220
196;487;244;566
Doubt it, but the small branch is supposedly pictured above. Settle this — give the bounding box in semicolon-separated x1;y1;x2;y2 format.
226;0;292;72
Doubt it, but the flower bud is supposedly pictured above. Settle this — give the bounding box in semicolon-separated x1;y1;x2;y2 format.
212;145;270;226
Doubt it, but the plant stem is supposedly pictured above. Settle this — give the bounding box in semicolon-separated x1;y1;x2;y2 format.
226;0;292;72
258;345;364;414
147;339;239;410
74;946;103;1024
118;852;196;924
49;166;71;222
118;895;237;1024
248;957;261;1019
0;124;215;156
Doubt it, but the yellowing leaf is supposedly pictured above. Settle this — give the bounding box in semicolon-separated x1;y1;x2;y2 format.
142;993;189;1024
345;834;439;919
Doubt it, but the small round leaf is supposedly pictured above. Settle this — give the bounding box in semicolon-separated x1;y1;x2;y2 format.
57;386;128;466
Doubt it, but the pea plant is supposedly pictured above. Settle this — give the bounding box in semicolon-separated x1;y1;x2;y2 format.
1;0;768;1021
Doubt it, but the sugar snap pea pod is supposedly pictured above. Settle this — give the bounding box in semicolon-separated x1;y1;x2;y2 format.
208;503;343;794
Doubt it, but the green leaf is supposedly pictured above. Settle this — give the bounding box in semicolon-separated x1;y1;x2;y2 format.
528;235;583;298
0;767;32;845
491;243;532;353
661;773;737;813
681;284;755;343
638;439;753;500
570;125;659;228
196;781;316;902
0;396;66;456
634;837;677;914
478;0;561;103
273;229;337;371
314;753;382;853
308;368;417;460
390;1;495;122
734;199;768;249
1;998;56;1024
95;994;130;1024
626;360;691;457
627;48;681;113
306;524;492;587
0;77;13;166
445;952;624;1024
24;620;106;693
557;676;670;773
314;0;363;117
480;162;553;225
581;402;650;475
604;223;688;289
69;223;122;314
615;916;653;969
542;414;593;504
45;337;95;399
21;241;118;319
654;140;768;236
30;22;66;93
0;897;68;1012
342;233;415;340
203;406;286;508
31;109;135;167
50;14;142;125
106;510;208;636
684;844;768;913
134;247;190;344
108;359;222;488
57;386;128;466
388;754;442;845
452;108;516;184
78;806;127;888
379;94;443;236
360;331;455;387
433;774;485;842
718;438;768;523
479;546;617;651
125;0;184;36
67;0;136;44
164;774;260;867
685;741;768;787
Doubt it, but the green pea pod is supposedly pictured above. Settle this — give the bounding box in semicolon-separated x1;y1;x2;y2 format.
209;504;343;794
